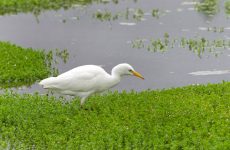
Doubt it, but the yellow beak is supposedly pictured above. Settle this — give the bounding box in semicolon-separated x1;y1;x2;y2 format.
131;70;144;80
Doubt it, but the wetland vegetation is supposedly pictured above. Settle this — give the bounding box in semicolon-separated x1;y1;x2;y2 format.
196;0;219;16
132;33;230;57
0;0;229;149
93;8;146;22
0;42;51;88
225;0;230;15
0;82;229;149
0;42;68;88
0;0;139;16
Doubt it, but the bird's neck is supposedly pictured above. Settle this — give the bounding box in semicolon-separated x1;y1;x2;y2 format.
109;71;121;87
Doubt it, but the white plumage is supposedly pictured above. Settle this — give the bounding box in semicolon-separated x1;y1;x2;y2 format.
39;63;144;105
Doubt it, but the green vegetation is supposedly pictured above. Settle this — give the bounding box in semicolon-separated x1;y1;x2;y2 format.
93;8;145;22
93;10;119;21
152;9;160;18
55;48;69;64
93;8;163;22
0;0;134;16
0;0;93;15
133;8;144;21
0;82;229;149
0;42;69;88
0;42;51;88
225;0;230;15
196;0;220;16
207;27;224;33
132;33;230;57
180;37;227;57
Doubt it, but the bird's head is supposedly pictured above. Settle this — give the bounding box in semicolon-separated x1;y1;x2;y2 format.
112;63;144;80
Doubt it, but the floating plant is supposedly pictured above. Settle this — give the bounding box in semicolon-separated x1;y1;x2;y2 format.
93;8;146;22
208;27;224;33
132;39;145;49
131;33;229;57
55;49;70;64
93;10;114;21
0;0;137;16
92;7;164;22
196;0;220;16
133;8;144;21
152;9;160;18
0;0;94;16
225;0;230;16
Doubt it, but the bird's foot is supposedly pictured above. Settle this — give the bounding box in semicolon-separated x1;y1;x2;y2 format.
80;105;94;111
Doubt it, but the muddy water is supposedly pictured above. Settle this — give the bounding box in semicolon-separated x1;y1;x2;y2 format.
0;0;230;93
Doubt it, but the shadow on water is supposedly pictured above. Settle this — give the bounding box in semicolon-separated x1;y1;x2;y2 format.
1;0;230;93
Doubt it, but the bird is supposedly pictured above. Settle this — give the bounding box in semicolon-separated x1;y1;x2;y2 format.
39;63;144;105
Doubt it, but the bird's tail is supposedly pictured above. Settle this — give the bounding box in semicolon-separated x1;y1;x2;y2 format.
39;77;57;89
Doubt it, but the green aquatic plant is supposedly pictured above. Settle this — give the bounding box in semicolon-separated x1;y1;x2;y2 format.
0;0;128;16
184;37;207;57
182;38;228;57
207;27;224;33
152;9;160;18
0;82;229;149
93;10;117;21
131;39;145;49
0;0;94;15
93;7;162;22
196;0;220;16
55;49;69;63
133;8;144;21
225;0;230;15
93;8;146;22
132;34;228;57
145;33;171;52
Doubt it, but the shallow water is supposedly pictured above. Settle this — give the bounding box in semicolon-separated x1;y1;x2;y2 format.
0;0;230;93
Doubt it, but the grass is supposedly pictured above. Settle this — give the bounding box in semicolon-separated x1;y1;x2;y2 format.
0;41;52;88
196;0;220;16
0;0;93;15
0;82;229;149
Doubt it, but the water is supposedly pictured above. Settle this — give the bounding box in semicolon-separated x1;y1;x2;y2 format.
0;0;230;93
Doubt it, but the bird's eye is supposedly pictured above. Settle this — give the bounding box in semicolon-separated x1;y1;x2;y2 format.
129;69;133;72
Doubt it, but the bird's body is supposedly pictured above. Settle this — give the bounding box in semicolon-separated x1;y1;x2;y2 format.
39;63;144;105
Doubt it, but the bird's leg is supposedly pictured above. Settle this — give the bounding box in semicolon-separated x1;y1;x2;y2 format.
80;97;94;111
80;97;87;108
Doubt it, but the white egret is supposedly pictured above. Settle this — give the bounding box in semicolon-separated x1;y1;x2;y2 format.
39;63;144;105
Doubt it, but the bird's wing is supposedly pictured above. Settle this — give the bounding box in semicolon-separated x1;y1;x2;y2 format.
46;66;107;92
47;72;99;92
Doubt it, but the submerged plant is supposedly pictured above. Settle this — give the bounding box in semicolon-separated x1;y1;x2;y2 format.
152;9;160;18
133;8;144;21
184;38;207;57
55;49;69;63
0;0;94;16
93;10;113;21
131;34;228;58
132;39;145;49
196;0;220;16
93;8;146;22
225;0;230;16
207;27;224;33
